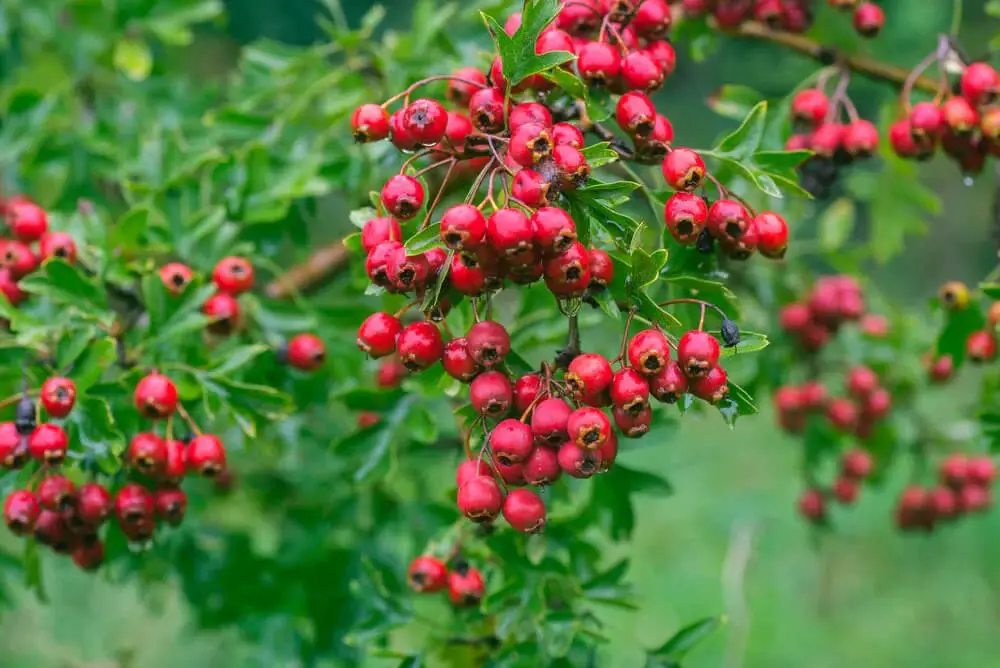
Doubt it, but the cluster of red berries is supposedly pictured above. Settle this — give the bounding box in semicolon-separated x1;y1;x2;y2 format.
682;0;884;38
1;372;227;571
774;364;892;438
778;274;884;351
890;62;1000;175
0;195;79;306
407;555;486;607
797;447;873;523
892;455;996;532
940;281;1000;368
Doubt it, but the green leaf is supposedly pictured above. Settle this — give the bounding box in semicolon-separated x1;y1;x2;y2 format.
545;70;613;122
818;198;856;253
720;331;769;358
718;382;757;428
69;338;117;392
208;345;270;376
648;616;725;663
113;38;153;81
707;85;764;121
483;0;573;86
23;539;46;602
981;283;1000;300
349;394;418;484
19;260;110;323
404;223;443;253
714;101;767;159
630;248;668;289
67;397;126;474
936;304;985;368
753;149;812;172
580;142;621;168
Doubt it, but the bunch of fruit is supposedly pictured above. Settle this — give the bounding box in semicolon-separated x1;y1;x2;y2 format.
681;0;884;38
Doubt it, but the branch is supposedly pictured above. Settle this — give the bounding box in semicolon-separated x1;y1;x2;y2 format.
733;22;942;94
264;240;350;299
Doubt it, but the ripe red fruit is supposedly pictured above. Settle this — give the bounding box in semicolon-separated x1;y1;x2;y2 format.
662;148;706;191
128;432;167;476
456;459;489;490
888;119;922;158
6;198;48;241
841;119;880;157
448;567;486;607
375;358;407;389
753;212;789;259
0;422;27;469
356;312;402;359
841;449;873;479
351;103;390;143
469;87;506;132
495;459;524;485
588;248;614;288
967;456;996;486
155;488;188;526
791;89;829;126
531;397;573;446
852;1;884;37
566;353;613;405
402;98;449;146
408;555;449;592
486;208;535;262
470;370;513;418
187;434;227;476
457;475;503;522
159;262;193;295
636;113;674;162
557;0;601;33
632;0;672;39
443;338;481;382
29;423;68;464
927;353;954;383
566;407;612;449
627;329;671;376
677;330;721;378
966;329;998;363
357;412;381;429
4;489;39;535
809;123;843;157
211;256;254;295
491;419;534;465
39;232;77;263
466;321;511;368
450;252;488;296
832;477;859;504
941;96;979;134
664;192;708;245
396;321;444;371
798;488;826;523
826;398;859;432
690;366;729;405
613;403;652;438
531;207;577;256
40;376;76;418
558;441;601;478
523;446;562;485
543;240;590;290
940;454;968;488
610;368;651;414
961;62;1000;107
616;91;657;139
286;333;326;372
2;241;39;278
381;175;425;220
909;101;944;139
71;538;105;571
114;483;155;528
385;245;430;292
513;374;543;416
621;50;664;92
862;388;892;421
928;486;958;520
552;144;590;190
512;169;552;208
134;372;178;420
577;41;621;85
448;67;488;105
361;216;401;254
846;366;879;398
650;360;688;403
37;475;75;512
509;123;553;167
202;292;240;335
503;488;547;533
76;482;112;527
389;109;419;151
552;122;584;149
440;204;487;250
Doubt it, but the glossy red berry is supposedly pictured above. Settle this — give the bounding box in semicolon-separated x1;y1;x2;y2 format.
613;403;652;438
627;329;671;376
926;353;954;383
543;241;590;295
677;330;721;378
396;321;444;371
753;211;789;259
841;449;873;479
159;262;193;295
632;0;672;39
826;398;859;432
286;333;326;372
961;62;1000;107
941;96;979;134
690;366;729;405
566;407;612;450
486;208;535;263
909;101;944;139
385;245;430;292
402;98;449;146
114;483;155;529
841;119;880;157
2;241;39;278
442;338;480;383
798;488;826;523
128;432;167;476
211;256;254;295
448;567;485;607
512;169;552;208
490;419;534;465
6;199;48;241
791;89;829;126
469;87;506;133
351;103;391;143
636;113;674;162
928;486;958;520
621;51;664;92
440;204;486;250
610;368;650;415
809;123;843;157
76;482;112;527
389;110;418;151
448;67;488;106
967;330;998;363
361;217;401;254
513;374;543;416
616;91;657;139
0;422;27;469
188;434;227;477
456;460;489;490
37;474;75;511
852;1;884;37
558;0;601;33
833;477;860;504
862;387;892;421
577;41;621;85
39;232;77;263
408;555;449;592
381;175;425;221
968;456;997;486
134;372;178;420
531;397;573;446
40;376;75;419
552;144;590;190
375;359;407;389
557;441;601;478
202;292;240;335
664;192;708;245
4;489;39;535
662;148;706;192
466;321;511;368
531;207;577;256
29;423;68;464
365;240;402;288
155;487;188;526
650;360;688;403
457;475;503;522
449;252;488;296
846;366;879;398
470;370;513;418
523;446;561;485
588;248;614;288
566;353;613;406
889;119;922;158
357;312;402;359
503;488;547;533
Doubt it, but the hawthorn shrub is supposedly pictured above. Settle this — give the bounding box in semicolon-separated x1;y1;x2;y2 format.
1;0;998;665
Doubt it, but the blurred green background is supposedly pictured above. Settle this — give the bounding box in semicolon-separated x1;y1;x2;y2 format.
3;1;1000;666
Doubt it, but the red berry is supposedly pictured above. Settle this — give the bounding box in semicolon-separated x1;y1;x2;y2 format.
861;387;891;422
385;245;431;292
557;441;601;478
566;353;613;406
509;123;553;167
841;449;873;479
357;312;402;358
531;397;573;446
487;208;535;263
841;119;880;157
155;487;188;526
159;262;193;295
621;50;664;92
958;484;992;514
389;110;418;151
627;329;671;376
961;62;1000;107
114;483;155;530
6;199;48;241
466;321;511;368
468;87;506;133
37;474;75;511
443;338;481;382
610;368;650;414
530;207;577;256
408;555;449;592
967;329;998;363
40;376;75;418
798;488;826;523
513;374;543;416
552;144;590;190
512;169;552;208
211;256;254;295
2;240;38;278
543;241;591;296
690;366;729;405
552;122;584;149
780;303;811;334
809;123;843;157
588;248;614;288
523;446;562;485
382;175;425;220
134;372;178;420
440;204;486;250
832;477;859;504
402;98;449;146
927;353;954;383
826;398;859;432
39;232;77;263
852;1;884;37
286;333;326;372
456;459;489;489
448;67;488;106
361;216;401;254
632;0;672;39
889;119;922;158
365;240;402;288
647;40;677;75
558;0;601;33
650;360;688;403
503;488;547;533
495;459;524;485
616;91;657;139
187;434;227;477
457;475;503;522
202;292;240;335
449;252;488;297
4;489;39;535
968;456;996;486
613;403;652;438
469;370;513;418
662;148;706;191
637;113;674;162
940;454;969;488
753;211;789;259
566;407;612;449
509;103;553;132
397;322;444;371
664;192;708;245
491;419;534;465
357;412;381;429
846;365;879;398
29;423;67;464
909;101;944;139
942;96;980;134
76;482;112;527
0;422;26;469
577;41;621;85
800;381;828;410
351;103;391;143
928;486;959;520
791;89;829;126
128;432;167;476
677;330;721;378
70;537;104;570
448;567;485;606
376;359;407;389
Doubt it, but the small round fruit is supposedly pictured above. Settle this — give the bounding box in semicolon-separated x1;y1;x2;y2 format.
513;374;543;416
664;192;708;245
566;406;612;450
967;330;998;363
402;98;449;145
159;263;193;295
211;256;255;295
754;212;789;259
155;487;188;526
610;368;650;415
202;292;240;335
791;89;829;127
961;62;1000;107
566;353;613;405
588;248;614;288
677;330;721;378
690;366;729;405
627;329;671;376
466;321;511;368
4;489;39;536
357;312;402;359
503;488;547;533
351;103;391;142
798;488;826;523
523;446;562;485
650;360;688;403
613;403;652;438
28;423;68;464
39;232;78;263
134;372;179;419
37;474;75;511
286;333;326;372
531;398;573;446
852;1;884;37
187;434;227;477
128;432;167;476
440;204;487;250
662;148;706;191
447;567;486;607
408;555;449;592
557;441;601;478
396;322;444;371
381;175;425;220
76;482;112;527
490;419;534;465
40;376;76;418
470;370;513;418
457;475;503;522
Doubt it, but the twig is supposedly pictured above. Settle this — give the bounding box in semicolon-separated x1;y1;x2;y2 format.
264;241;350;299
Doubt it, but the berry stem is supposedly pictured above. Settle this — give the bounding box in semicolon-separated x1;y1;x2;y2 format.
612;307;639;364
0;391;34;411
381;75;489;109
418;159;459;229
464;158;497;205
175;402;203;437
658;298;730;323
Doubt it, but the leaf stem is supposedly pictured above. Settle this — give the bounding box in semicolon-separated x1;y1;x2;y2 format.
175;402;203;437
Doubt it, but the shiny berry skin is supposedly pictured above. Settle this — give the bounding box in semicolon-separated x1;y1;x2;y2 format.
798;488;826;523
211;256;254;295
495;459;524;485
826;398;859;432
469;370;513;418
621;50;664;92
786;132;813;152
466;321;510;368
448;567;485;607
357;312;402;359
39;232;77;263
442;338;481;382
841;449;873;479
402;98;449;146
188;434;227;476
448;67;488;106
566;353;613;406
677;330;721;378
509;123;553;167
632;0;672;39
809;123;843;157
4;490;39;536
114;483;155;527
543;240;590;290
381;175;425;221
636;113;674;162
159;262;193;295
440;204;486;250
76;482;112;527
909;102;944;139
662;148;706;192
967;330;998;363
968;456;997;486
376;359;407;389
791;89;829;126
37;475;75;512
70;538;104;571
0;422;27;469
155;487;187;526
6;199;48;241
450;253;488;296
531;398;573;446
408;555;449;593
486;208;535;262
650;360;688;403
202;292;240;335
627;329;671;376
942;96;979;133
690;366;729;405
531;207;577;256
365;240;402;288
928;486;958;521
134;372;178;420
396;322;444;371
389;110;419;151
361;216;401;254
351;103;391;143
927;354;954;383
852;1;884;37
29;423;68;464
862;388;892;420
613;403;652;438
456;460;489;490
468;87;506;133
588;248;614;288
939;454;968;488
842;120;880;157
846;366;879;398
552;144;590;190
523;446;562;485
286;333;326;372
566;407;612;450
385;245;430;292
610;368;650;415
160;439;187;484
40;376;76;418
552;123;584;149
34;509;72;551
503;488;547;533
509;102;553;131
558;0;601;33
577;41;621;85
961;62;1000;107
616;91;657;139
457;475;503;522
557;441;601;478
512;169;552;208
888;119;922;158
3;240;39;278
491;419;534;465
128;432;167;476
664;192;708;245
833;477;859;504
513;374;543;416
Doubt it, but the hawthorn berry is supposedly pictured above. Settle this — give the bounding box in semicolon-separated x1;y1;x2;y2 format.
926;353;954;383
968;456;997;486
491;419;534;465
627;329;670;376
357;412;381;429
632;0;672;39
375;359;407;390
833;477;860;504
397;322;444;371
503;488;547;534
3;241;39;278
566;353;613;405
558;441;601;478
967;330;998;363
649;360;688;404
909;102;944;140
389;110;419;151
613;403;652;438
862;387;892;421
677;330;721;378
72;539;105;571
791;89;829;126
531;398;573;446
0;422;27;469
448;67;488;105
159;262;193;295
440;204;486;250
495;459;525;485
826;398;859;432
28;423;68;464
610;368;650;415
470;370;513;418
467;321;511;368
810;123;844;157
841;449;873;479
114;483;155;529
187;434;227;477
4;490;39;536
552;144;590;190
40;376;75;418
442;338;481;382
616;92;657;139
928;486;959;521
128;432;167;476
134;372;179;420
402;99;448;145
34;509;73;551
203;292;240;335
456;460;489;490
509;123;553;167
523;446;562;485
486;208;535;263
361;217;401;254
664;192;708;245
357;312;402;359
351;103;391;143
154;488;188;526
577;42;621;85
449;253;489;296
851;1;884;37
753;211;789;259
457;475;503;523
588;248;614;288
846;366;879;398
513;374;543;415
566;407;612;450
961;62;1000;107
543;241;590;292
690;366;729;405
637;114;674;161
381;175;425;220
469;87;506;133
959;484;992;513
212;256;254;295
385;245;431;292
512;169;552;208
662;148;706;192
286;333;326;372
447;567;485;607
798;488;826;523
841;119;880;157
6;198;48;242
531;207;577;256
621;50;664;92
408;555;449;593
39;232;77;263
36;475;74;513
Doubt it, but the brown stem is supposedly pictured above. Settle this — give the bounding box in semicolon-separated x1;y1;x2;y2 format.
264;241;350;299
175;402;203;437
